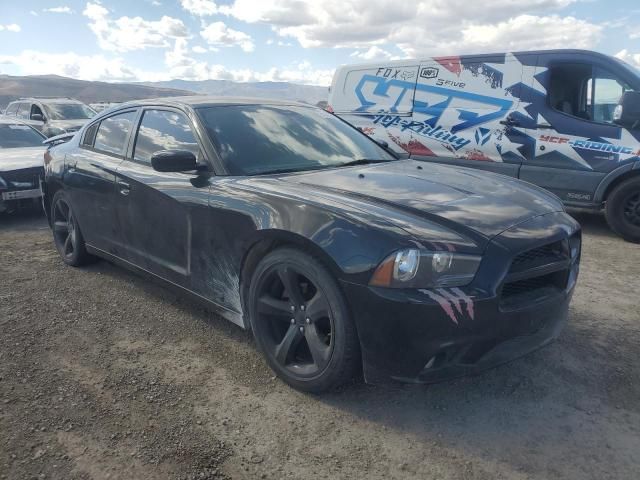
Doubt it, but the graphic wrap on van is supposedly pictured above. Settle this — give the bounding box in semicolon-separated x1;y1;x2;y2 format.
332;53;640;173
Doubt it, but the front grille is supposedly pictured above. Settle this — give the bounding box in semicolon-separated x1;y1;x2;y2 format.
500;240;571;310
1;167;42;190
509;240;568;273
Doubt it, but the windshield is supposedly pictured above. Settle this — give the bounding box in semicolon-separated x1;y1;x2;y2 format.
44;103;96;120
198;105;395;175
0;124;45;148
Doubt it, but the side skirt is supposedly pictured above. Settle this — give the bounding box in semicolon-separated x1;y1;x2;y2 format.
85;244;246;329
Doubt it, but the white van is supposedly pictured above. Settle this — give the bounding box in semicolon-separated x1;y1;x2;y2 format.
328;49;640;242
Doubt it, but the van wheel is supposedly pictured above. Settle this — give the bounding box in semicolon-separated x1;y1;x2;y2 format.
605;176;640;243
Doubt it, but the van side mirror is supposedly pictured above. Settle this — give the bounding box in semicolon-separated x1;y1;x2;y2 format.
613;91;640;129
31;113;45;122
151;150;198;172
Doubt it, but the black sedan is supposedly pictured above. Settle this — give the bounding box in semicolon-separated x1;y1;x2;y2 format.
0;118;46;213
43;97;581;392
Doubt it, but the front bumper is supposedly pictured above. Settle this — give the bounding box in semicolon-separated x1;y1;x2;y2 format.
342;211;580;385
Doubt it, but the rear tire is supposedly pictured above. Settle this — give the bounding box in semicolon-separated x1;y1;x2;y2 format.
605;177;640;243
248;247;360;392
51;191;95;266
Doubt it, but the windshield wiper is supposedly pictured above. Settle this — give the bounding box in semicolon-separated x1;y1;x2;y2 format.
337;158;394;168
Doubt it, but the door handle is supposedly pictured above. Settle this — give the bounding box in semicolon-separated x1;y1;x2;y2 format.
117;181;130;196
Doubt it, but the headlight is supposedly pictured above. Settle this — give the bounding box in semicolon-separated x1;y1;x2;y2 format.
569;234;581;262
370;248;481;288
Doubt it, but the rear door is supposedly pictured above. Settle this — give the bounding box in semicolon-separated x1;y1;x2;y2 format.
411;54;531;177
331;63;420;156
65;109;138;254
114;107;206;287
518;52;640;204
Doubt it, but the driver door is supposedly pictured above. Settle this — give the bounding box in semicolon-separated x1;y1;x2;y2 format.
114;107;208;288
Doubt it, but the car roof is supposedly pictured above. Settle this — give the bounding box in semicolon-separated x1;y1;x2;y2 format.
115;95;314;110
11;97;84;105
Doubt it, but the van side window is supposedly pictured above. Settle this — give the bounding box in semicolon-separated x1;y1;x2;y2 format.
587;69;633;124
94;111;137;156
548;64;634;124
548;64;592;120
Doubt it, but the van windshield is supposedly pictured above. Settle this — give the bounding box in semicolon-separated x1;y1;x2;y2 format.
198;105;396;176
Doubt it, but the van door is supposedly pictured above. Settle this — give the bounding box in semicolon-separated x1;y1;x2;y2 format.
410;54;532;177
518;54;640;205
331;63;419;157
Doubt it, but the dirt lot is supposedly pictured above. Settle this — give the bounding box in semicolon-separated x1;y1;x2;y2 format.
1;208;639;480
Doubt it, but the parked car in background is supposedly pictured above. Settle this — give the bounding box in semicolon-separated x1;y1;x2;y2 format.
0;118;46;213
329;49;640;242
89;102;121;113
43;97;580;392
3;97;96;138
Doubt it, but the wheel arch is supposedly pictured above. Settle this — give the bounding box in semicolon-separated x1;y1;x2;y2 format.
238;229;345;328
595;162;640;205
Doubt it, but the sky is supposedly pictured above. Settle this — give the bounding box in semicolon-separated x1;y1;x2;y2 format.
0;0;639;86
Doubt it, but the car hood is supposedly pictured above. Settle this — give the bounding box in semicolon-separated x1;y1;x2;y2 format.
0;147;45;172
283;160;564;243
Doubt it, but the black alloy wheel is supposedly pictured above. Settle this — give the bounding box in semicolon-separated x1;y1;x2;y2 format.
249;248;360;392
51;191;93;266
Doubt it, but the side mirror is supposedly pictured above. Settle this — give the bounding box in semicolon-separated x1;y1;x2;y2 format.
31;113;45;122
151;150;198;172
613;91;640;129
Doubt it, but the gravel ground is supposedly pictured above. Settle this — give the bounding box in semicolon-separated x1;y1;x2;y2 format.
1;208;639;480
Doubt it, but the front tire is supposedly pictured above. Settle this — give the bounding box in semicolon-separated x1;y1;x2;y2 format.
605;177;640;243
51;191;94;266
248;248;360;392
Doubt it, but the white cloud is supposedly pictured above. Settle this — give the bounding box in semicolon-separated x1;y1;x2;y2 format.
0;43;334;86
0;24;21;32
43;6;73;14
218;0;600;56
180;0;218;16
350;46;398;61
0;50;139;82
200;21;255;52
615;49;640;69
192;45;208;53
82;2;189;52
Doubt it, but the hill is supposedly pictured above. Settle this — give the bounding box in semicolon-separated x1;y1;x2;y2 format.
140;79;328;105
0;75;194;108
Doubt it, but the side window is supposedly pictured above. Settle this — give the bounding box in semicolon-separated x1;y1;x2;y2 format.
30;104;44;120
5;103;18;116
133;109;200;164
82;122;99;147
17;103;31;120
548;64;592;120
587;69;632;124
94;111;137;156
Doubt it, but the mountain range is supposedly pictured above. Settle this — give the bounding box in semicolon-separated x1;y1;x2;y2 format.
0;74;329;109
